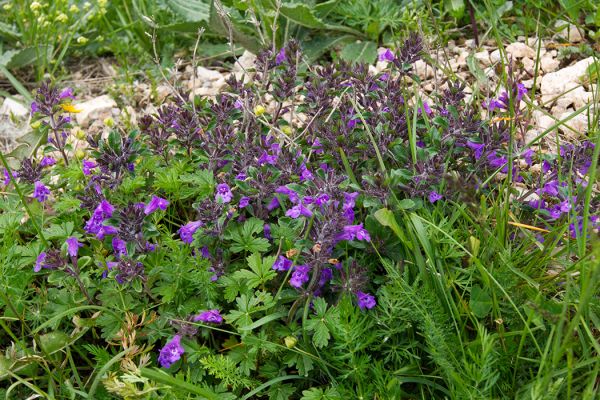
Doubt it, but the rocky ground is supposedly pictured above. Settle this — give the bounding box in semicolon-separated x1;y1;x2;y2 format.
1;22;597;153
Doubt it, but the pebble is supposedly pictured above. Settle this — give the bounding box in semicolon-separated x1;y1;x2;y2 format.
506;42;536;59
0;98;29;118
75;95;117;128
554;20;583;43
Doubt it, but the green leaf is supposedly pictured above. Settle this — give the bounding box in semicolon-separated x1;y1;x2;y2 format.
226;218;270;253
39;331;70;355
374;208;403;239
208;0;262;54
233;253;277;289
301;387;342;400
396;199;416;210
470;285;492;318
278;3;327;28
0;21;21;41
445;0;465;18
340;41;377;65
166;0;210;22
140;367;224;399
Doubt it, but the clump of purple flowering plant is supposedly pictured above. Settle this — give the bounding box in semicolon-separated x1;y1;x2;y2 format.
4;35;598;398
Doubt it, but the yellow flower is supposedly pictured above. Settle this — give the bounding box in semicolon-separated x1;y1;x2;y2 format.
69;4;79;13
98;0;108;7
281;125;292;135
103;117;114;127
61;103;82;113
253;105;266;116
31;121;42;129
55;13;68;23
3;3;13;11
30;2;42;12
77;36;89;45
284;336;297;349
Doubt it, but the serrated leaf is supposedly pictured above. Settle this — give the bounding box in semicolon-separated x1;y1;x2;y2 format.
278;3;327;28
166;0;210;21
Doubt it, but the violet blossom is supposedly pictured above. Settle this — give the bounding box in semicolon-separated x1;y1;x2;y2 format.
82;160;97;175
40;157;56;167
144;195;170;215
34;252;47;272
65;237;83;257
193;309;223;324
33;181;50;202
356;291;376;310
428;191;443;203
286;203;313;219
215;183;233;203
158;335;185;368
273;255;293;271
179;221;202;244
338;223;371;242
290;265;310;288
378;48;395;62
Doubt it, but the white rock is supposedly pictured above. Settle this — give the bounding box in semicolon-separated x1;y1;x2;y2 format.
474;50;491;66
196;66;222;82
506;42;535;59
540;54;560;73
413;59;434;80
540;57;594;99
75;95;117;128
522;57;535;73
554;20;583;43
456;51;469;68
233;50;257;76
0;98;29;118
558;111;588;137
490;49;502;63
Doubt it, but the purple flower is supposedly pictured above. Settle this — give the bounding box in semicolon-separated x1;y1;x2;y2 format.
34;252;47;272
59;87;75;100
286;204;313;219
235;172;247;180
239;196;250;208
258;151;278;166
356;291;376;310
466;141;485;160
2;169;15;186
378;48;395;62
40;157;56;167
273;255;293;271
97;200;115;217
542;180;559;196
65;237;83;257
276;186;299;203
30;102;39;115
112;237;127;257
158;335;185;368
487;151;508;172
338;223;371;242
33;181;50;202
215;183;233;203
264;224;272;240
96;225;118;240
315;193;330;207
82;160;97;175
290;265;310;288
299;164;314;181
275;47;286;65
343;192;359;222
542;160;552;174
267;197;280;211
193;309;223;324
418;101;432;116
428;191;443;203
179;221;202;244
234;99;243;109
521;148;533;166
516;83;527;102
144;195;170;215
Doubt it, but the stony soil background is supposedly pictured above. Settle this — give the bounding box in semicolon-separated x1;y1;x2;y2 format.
1;24;597;153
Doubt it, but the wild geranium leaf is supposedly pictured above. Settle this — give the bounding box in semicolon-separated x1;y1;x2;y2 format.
300;387;341;400
232;253;277;289
305;298;339;348
285;353;314;377
226;218;270;253
269;384;297;400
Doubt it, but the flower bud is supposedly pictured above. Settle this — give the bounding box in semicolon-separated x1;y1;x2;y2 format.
103;117;114;127
284;336;297;349
31;120;42;129
74;128;86;140
75;149;86;159
77;36;89;45
281;125;292;135
253;105;266;117
30;2;42;12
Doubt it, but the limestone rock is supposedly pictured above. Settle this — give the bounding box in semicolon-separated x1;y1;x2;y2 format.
540;57;594;101
75;95;117;128
474;50;491;66
540;54;559;73
0;98;29;118
506;42;535;59
554;20;583;43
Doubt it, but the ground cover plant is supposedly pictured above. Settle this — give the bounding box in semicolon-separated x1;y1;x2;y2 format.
1;32;599;399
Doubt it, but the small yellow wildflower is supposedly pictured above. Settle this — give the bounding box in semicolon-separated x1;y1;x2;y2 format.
83;2;91;10
75;149;86;159
61;103;82;113
98;0;108;7
30;2;42;12
31;121;42;129
55;13;68;23
284;336;297;349
3;3;13;11
103;117;114;127
69;4;79;13
281;125;292;135
74;128;86;140
253;105;266;116
77;36;89;45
